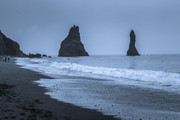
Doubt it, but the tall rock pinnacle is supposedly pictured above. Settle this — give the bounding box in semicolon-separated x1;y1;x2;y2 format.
127;30;140;56
58;25;89;57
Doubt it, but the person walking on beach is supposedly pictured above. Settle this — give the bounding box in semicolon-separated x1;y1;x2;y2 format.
4;56;7;62
3;56;10;62
7;56;10;62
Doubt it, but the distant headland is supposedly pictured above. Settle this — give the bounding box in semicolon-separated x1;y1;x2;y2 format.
0;30;26;57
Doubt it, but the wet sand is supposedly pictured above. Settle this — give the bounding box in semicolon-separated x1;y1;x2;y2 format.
0;60;118;120
40;76;180;120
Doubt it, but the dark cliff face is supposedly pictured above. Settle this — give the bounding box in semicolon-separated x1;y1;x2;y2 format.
58;25;89;57
0;30;26;57
127;30;140;56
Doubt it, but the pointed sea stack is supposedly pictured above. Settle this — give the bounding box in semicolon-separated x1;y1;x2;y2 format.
127;30;140;56
0;30;26;56
58;25;89;57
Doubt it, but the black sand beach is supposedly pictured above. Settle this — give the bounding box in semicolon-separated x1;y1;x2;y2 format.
0;59;118;120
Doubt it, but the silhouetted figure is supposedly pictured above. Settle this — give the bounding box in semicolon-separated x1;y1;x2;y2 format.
4;57;7;62
7;56;10;62
127;30;140;56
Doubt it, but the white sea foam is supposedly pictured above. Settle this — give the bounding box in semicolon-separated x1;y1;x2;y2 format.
16;58;180;89
15;57;180;119
50;62;180;83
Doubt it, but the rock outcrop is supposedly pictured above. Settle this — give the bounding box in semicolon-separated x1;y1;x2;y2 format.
28;53;51;58
28;53;42;58
127;30;140;56
58;25;89;57
0;30;26;57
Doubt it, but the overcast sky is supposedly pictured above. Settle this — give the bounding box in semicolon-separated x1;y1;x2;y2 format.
0;0;180;55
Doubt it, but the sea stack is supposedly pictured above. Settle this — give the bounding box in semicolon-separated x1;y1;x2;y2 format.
0;30;26;56
58;25;89;57
127;30;140;56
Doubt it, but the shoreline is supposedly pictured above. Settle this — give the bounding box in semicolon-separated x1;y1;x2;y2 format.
35;76;180;120
1;57;180;120
0;59;118;120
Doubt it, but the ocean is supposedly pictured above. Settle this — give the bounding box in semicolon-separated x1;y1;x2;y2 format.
16;55;180;120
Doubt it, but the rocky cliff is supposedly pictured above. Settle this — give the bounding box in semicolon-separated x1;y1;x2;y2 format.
58;25;89;57
127;30;140;56
0;30;26;57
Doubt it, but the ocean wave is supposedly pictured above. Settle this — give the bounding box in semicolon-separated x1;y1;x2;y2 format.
16;58;180;86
